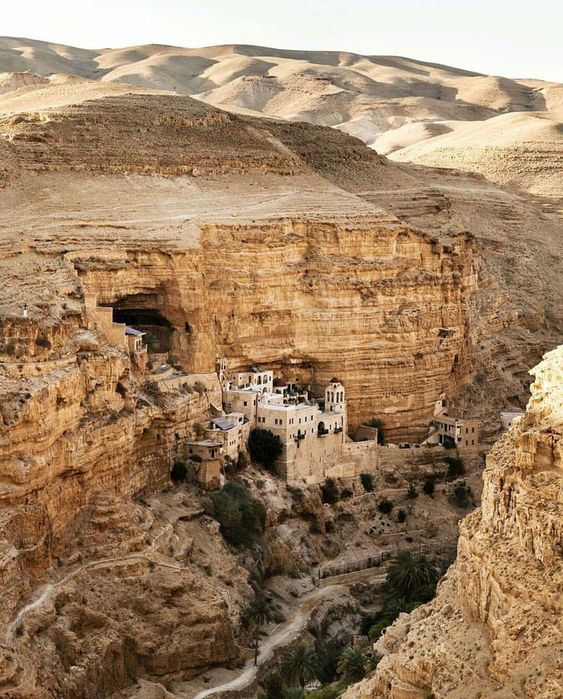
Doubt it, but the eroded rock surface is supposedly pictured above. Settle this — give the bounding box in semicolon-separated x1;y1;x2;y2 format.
344;346;563;698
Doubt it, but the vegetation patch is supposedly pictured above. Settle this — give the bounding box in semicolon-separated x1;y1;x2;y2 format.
249;428;284;472
321;478;338;505
360;473;374;492
210;481;266;546
445;454;465;481
377;498;393;514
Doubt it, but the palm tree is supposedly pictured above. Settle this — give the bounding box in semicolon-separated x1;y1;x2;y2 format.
386;551;438;599
143;330;159;352
281;643;318;687
336;645;368;683
284;688;305;699
245;594;275;666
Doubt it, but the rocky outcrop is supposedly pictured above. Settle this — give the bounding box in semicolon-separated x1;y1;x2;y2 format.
344;345;563;698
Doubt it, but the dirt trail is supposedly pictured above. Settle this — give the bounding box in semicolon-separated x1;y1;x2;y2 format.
191;564;388;699
193;583;346;699
4;524;173;645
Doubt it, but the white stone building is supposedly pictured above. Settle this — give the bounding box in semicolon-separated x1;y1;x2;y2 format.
204;412;251;461
428;395;481;451
224;371;377;483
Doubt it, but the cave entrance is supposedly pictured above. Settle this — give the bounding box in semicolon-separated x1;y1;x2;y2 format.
107;297;174;353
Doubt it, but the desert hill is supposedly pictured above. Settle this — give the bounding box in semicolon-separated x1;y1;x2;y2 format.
0;37;562;200
0;78;560;434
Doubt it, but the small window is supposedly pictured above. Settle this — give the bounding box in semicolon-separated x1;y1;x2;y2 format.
243;401;248;407
472;427;475;433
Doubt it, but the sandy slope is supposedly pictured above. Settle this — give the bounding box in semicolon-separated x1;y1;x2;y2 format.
390;112;563;196
0;37;561;197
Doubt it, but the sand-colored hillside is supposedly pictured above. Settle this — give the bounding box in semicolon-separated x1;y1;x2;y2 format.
0;37;561;199
390;112;563;196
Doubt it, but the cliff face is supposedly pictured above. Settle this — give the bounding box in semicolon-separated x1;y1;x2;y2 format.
345;345;563;699
70;217;475;437
0;88;483;438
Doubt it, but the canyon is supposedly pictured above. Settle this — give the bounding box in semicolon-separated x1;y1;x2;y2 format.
0;42;561;699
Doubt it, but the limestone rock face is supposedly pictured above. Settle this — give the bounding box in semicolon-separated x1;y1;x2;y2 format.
344;346;563;699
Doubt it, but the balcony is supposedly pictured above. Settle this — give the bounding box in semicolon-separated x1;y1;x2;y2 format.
317;427;329;437
294;430;306;442
334;426;343;434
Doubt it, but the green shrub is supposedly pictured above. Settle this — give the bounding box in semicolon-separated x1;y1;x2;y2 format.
377;498;393;514
170;461;187;482
451;481;472;508
385;551;440;600
397;508;407;523
360;473;374;492
423;478;435;496
305;686;341;699
321;478;338;505
281;643;318;687
315;646;340;685
248;428;283;471
336;646;368;683
190;453;203;463
366;418;385;444
445;455;465;481
210;481;266;546
406;483;418;499
368;621;388;640
259;672;285;699
443;435;456;449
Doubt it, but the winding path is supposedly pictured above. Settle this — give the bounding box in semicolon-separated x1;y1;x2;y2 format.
4;533;388;699
4;525;173;645
193;583;346;699
190;564;388;699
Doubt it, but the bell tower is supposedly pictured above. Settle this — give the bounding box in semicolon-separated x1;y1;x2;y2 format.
325;378;345;413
